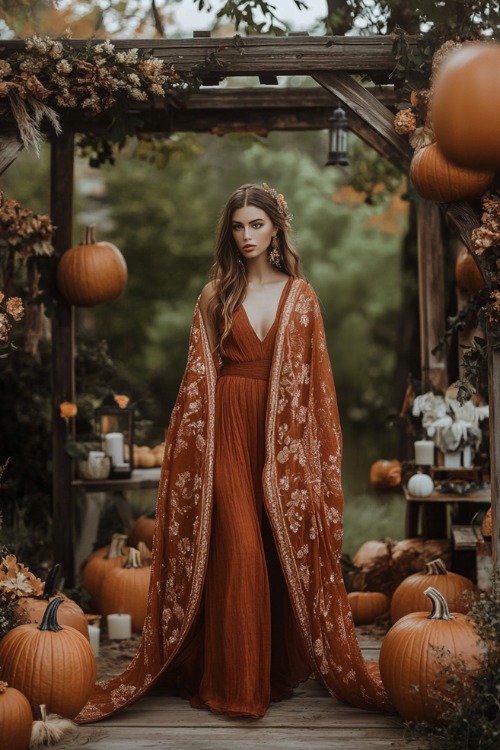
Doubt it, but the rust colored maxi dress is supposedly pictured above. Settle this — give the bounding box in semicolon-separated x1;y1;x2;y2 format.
189;274;311;716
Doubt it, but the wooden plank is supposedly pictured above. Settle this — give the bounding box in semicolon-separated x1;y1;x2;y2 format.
488;343;500;573
50;131;76;587
73;727;406;749
312;71;412;172
0;36;418;77
416;202;448;391
72;466;161;492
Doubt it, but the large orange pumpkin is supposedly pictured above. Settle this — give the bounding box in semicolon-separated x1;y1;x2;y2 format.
410;143;494;202
380;587;484;722
433;43;500;169
0;598;96;719
455;248;486;294
17;564;89;638
390;558;475;624
57;225;127;307
347;591;389;625
81;533;128;610
0;681;33;750
99;548;151;632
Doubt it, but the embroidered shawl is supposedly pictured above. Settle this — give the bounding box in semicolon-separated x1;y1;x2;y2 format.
77;279;390;723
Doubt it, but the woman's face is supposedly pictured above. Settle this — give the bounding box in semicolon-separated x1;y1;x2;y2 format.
231;205;276;262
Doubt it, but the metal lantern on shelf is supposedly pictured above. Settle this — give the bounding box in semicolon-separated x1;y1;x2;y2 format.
95;393;134;478
325;104;349;167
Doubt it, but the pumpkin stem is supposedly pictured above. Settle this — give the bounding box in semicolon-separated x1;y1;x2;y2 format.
42;563;62;599
39;596;64;632
0;681;8;693
106;534;128;559
122;548;143;569
425;586;455;620
425;558;448;576
81;225;96;245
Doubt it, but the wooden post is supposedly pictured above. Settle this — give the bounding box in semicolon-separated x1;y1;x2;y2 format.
487;343;500;573
416;202;448;392
50;131;76;587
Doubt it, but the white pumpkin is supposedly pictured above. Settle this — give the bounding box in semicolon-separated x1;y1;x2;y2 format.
407;473;434;497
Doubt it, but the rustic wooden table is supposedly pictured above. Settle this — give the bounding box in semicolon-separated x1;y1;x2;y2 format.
403;485;491;539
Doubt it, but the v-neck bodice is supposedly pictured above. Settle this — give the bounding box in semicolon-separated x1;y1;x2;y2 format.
220;276;292;373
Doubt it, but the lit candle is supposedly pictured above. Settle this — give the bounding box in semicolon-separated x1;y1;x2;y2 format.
88;624;100;656
414;439;435;466
107;613;132;640
104;432;124;466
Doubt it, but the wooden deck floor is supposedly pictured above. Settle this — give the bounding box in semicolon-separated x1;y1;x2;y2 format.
73;635;412;750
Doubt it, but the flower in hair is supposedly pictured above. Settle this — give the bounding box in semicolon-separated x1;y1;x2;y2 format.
261;183;293;229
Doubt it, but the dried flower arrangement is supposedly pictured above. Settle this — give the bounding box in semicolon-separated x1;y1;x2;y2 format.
0;35;182;156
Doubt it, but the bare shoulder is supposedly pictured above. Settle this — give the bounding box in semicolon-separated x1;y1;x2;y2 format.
198;280;217;314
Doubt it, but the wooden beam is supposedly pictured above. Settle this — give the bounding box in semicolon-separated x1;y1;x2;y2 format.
0;35;417;78
50;131;76;587
416;201;448;392
488;343;500;573
313;71;413;172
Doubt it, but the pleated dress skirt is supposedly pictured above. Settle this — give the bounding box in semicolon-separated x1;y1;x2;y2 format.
187;275;310;717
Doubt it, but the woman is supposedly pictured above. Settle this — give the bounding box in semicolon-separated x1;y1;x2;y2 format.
77;184;390;723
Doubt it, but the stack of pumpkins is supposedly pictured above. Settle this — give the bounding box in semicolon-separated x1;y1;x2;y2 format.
347;545;483;723
82;531;153;633
408;43;500;296
0;564;96;750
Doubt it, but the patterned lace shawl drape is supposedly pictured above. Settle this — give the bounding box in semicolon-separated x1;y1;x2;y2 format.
76;279;390;723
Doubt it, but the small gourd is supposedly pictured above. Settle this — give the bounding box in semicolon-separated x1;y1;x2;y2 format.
0;680;33;750
407;472;434;498
380;587;484;723
369;459;402;491
347;591;389;625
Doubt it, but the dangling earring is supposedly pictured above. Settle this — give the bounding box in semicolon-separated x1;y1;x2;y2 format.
237;252;246;271
268;235;281;268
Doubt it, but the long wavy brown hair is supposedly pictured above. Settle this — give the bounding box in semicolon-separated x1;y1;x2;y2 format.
207;183;304;354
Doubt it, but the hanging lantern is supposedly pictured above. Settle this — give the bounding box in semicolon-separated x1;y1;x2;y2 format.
95;393;134;479
326;105;349;166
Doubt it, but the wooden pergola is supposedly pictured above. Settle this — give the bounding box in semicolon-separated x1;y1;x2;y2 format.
1;33;498;586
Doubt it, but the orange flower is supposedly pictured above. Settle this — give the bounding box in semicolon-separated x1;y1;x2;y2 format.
59;401;77;418
114;394;130;409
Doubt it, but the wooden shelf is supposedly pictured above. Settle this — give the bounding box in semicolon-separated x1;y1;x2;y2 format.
72;467;161;493
403;486;491;504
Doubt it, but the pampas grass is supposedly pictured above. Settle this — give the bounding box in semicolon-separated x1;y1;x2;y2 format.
30;705;77;749
9;92;61;155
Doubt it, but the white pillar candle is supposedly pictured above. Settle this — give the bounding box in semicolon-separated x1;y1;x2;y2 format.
107;613;132;640
88;624;100;656
414;439;435;466
104;432;124;466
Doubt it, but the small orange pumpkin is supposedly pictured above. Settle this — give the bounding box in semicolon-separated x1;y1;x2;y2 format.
0;598;96;719
369;460;402;491
82;533;128;609
410;143;494;202
390;558;475;624
0;681;33;750
57;225;127;307
17;564;89;638
380;587;484;722
99;548;151;632
128;514;156;550
455;248;486;294
347;591;389;625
